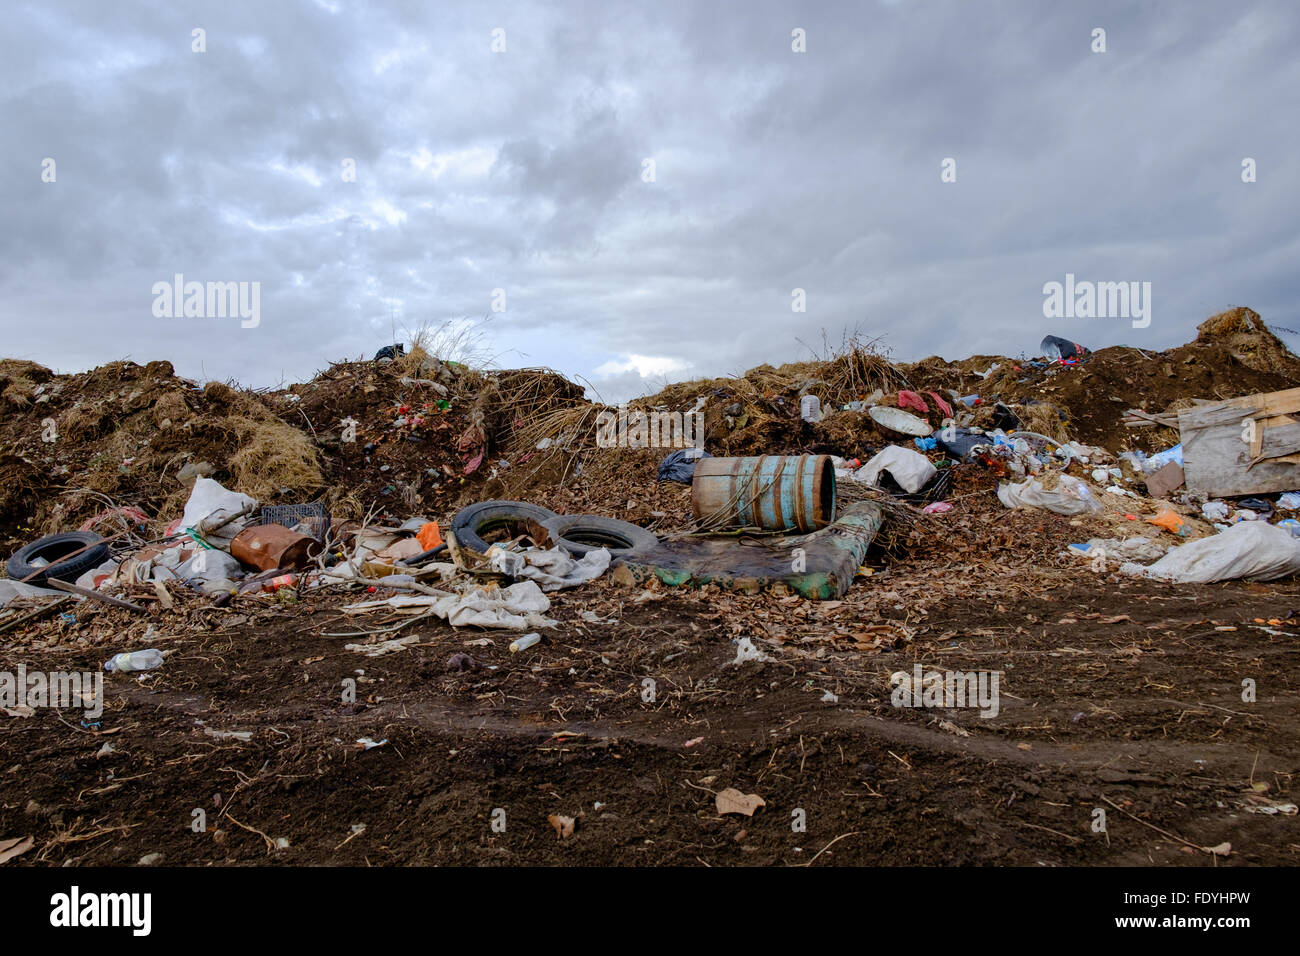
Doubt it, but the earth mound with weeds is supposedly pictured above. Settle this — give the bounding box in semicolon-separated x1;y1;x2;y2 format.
1;307;1298;553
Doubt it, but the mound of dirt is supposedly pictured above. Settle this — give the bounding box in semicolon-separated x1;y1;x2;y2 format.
2;306;1297;553
899;308;1300;450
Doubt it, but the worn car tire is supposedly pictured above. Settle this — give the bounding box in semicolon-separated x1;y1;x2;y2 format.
449;500;558;556
6;531;110;586
542;515;658;557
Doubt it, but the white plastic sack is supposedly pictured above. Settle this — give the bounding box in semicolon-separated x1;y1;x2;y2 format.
180;478;257;548
998;475;1103;516
855;446;937;494
1121;521;1300;584
1143;443;1183;474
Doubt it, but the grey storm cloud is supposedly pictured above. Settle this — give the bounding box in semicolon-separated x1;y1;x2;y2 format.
1;0;1297;400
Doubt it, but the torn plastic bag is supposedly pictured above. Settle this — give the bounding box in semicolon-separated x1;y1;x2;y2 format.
1121;521;1300;584
1143;443;1183;473
854;446;937;494
113;543;192;585
998;475;1103;515
74;558;121;592
657;447;710;484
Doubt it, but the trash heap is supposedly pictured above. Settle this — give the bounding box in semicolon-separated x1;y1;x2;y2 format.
5;305;1300;643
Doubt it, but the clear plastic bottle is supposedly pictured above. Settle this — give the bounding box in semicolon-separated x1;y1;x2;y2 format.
104;649;165;672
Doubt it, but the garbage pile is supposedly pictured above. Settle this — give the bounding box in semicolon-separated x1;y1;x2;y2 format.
5;304;1300;638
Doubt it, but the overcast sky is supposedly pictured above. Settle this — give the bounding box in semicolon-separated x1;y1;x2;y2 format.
2;0;1298;401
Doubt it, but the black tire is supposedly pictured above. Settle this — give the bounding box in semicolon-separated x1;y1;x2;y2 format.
449;500;558;556
6;531;110;586
542;515;658;557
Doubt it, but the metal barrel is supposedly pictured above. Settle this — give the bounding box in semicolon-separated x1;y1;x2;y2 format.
690;455;836;532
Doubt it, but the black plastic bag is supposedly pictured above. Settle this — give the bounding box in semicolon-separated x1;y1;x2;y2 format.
657;448;709;484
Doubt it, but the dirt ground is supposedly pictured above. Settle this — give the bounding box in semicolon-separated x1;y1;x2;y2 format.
3;310;1298;867
3;490;1296;867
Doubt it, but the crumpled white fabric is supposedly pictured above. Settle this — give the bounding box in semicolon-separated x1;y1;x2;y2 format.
343;580;555;630
486;546;611;591
438;581;556;628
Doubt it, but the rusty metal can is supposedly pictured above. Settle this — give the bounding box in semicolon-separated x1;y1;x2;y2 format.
231;524;322;572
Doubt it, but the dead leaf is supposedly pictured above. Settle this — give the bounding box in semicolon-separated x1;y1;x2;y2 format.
716;788;766;816
0;835;34;865
1205;841;1232;857
548;814;575;839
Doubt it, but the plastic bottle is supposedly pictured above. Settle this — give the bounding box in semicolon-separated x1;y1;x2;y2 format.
799;395;822;423
104;649;165;673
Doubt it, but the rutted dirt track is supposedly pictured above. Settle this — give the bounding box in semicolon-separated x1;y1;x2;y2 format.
3;563;1297;866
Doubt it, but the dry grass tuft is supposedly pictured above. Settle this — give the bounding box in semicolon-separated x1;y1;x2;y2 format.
223;415;324;501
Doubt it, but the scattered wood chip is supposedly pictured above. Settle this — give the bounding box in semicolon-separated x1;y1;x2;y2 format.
716;788;766;816
0;835;34;865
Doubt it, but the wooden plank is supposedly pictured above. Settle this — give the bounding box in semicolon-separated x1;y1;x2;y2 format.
1177;387;1300;432
1259;422;1300;460
45;579;146;613
1179;387;1300;497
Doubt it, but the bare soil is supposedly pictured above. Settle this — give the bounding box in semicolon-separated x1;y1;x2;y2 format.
4;496;1296;867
